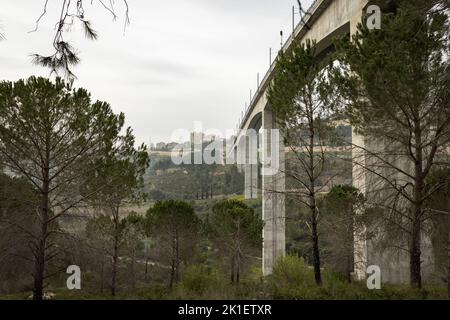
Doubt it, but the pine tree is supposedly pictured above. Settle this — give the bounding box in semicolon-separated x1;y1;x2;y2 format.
328;0;450;288
268;39;334;286
0;76;140;299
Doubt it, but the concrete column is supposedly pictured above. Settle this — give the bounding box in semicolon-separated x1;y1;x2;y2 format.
261;106;285;276
244;164;258;200
243;129;259;200
236;136;246;174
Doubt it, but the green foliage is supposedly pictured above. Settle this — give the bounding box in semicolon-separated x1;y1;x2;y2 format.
326;185;363;203
84;129;149;211
426;168;450;285
0;76;139;299
268;255;449;300
268;39;334;146
148;189;168;201
0;174;36;212
427;168;450;194
146;200;202;286
321;184;367;236
269;256;316;299
146;154;244;201
0;174;38;294
269;39;321;121
0;77;126;191
209;199;263;246
86;213;146;246
320;185;365;281
268;37;341;287
207;199;263;284
146;200;200;235
86;215;115;240
147;264;265;300
327;0;450;288
179;265;225;295
329;1;450;139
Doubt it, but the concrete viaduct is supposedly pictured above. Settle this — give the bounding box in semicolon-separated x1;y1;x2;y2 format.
234;0;370;278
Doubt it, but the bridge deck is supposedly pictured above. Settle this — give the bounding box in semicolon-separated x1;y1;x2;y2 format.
238;0;332;132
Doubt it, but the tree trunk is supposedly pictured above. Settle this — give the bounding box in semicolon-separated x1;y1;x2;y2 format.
174;230;180;284
100;259;105;294
309;120;322;286
447;233;450;299
236;253;240;285
346;255;352;283
111;210;120;296
145;257;149;281
170;236;176;288
33;144;50;300
410;129;424;289
410;216;422;289
32;218;47;300
345;237;352;283
130;249;136;292
170;231;180;287
346;215;354;283
111;234;119;296
311;204;322;286
230;257;235;284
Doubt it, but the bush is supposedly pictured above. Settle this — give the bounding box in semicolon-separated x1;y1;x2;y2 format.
268;255;449;300
137;284;172;300
269;255;319;299
180;265;225;295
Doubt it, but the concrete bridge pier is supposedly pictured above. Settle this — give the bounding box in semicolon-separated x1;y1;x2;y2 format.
261;106;286;276
244;129;259;200
244;164;258;199
241;106;286;276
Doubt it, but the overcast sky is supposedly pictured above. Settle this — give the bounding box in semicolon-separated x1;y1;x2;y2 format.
0;0;313;144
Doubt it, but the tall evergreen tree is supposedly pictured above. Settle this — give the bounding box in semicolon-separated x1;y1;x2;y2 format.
146;200;201;287
208;199;263;284
83;132;149;296
328;0;450;288
268;39;334;286
0;76;137;299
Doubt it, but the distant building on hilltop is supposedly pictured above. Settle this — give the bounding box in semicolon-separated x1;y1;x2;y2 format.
155;142;167;151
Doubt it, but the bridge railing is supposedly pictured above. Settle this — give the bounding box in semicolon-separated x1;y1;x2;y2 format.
237;0;326;132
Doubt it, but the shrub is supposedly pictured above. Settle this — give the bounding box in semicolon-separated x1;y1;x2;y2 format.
180;265;225;295
269;255;449;300
269;255;318;299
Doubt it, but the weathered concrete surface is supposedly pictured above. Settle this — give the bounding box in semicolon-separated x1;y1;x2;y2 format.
354;137;436;283
260;106;286;276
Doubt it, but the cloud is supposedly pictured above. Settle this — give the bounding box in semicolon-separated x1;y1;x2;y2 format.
0;0;313;143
